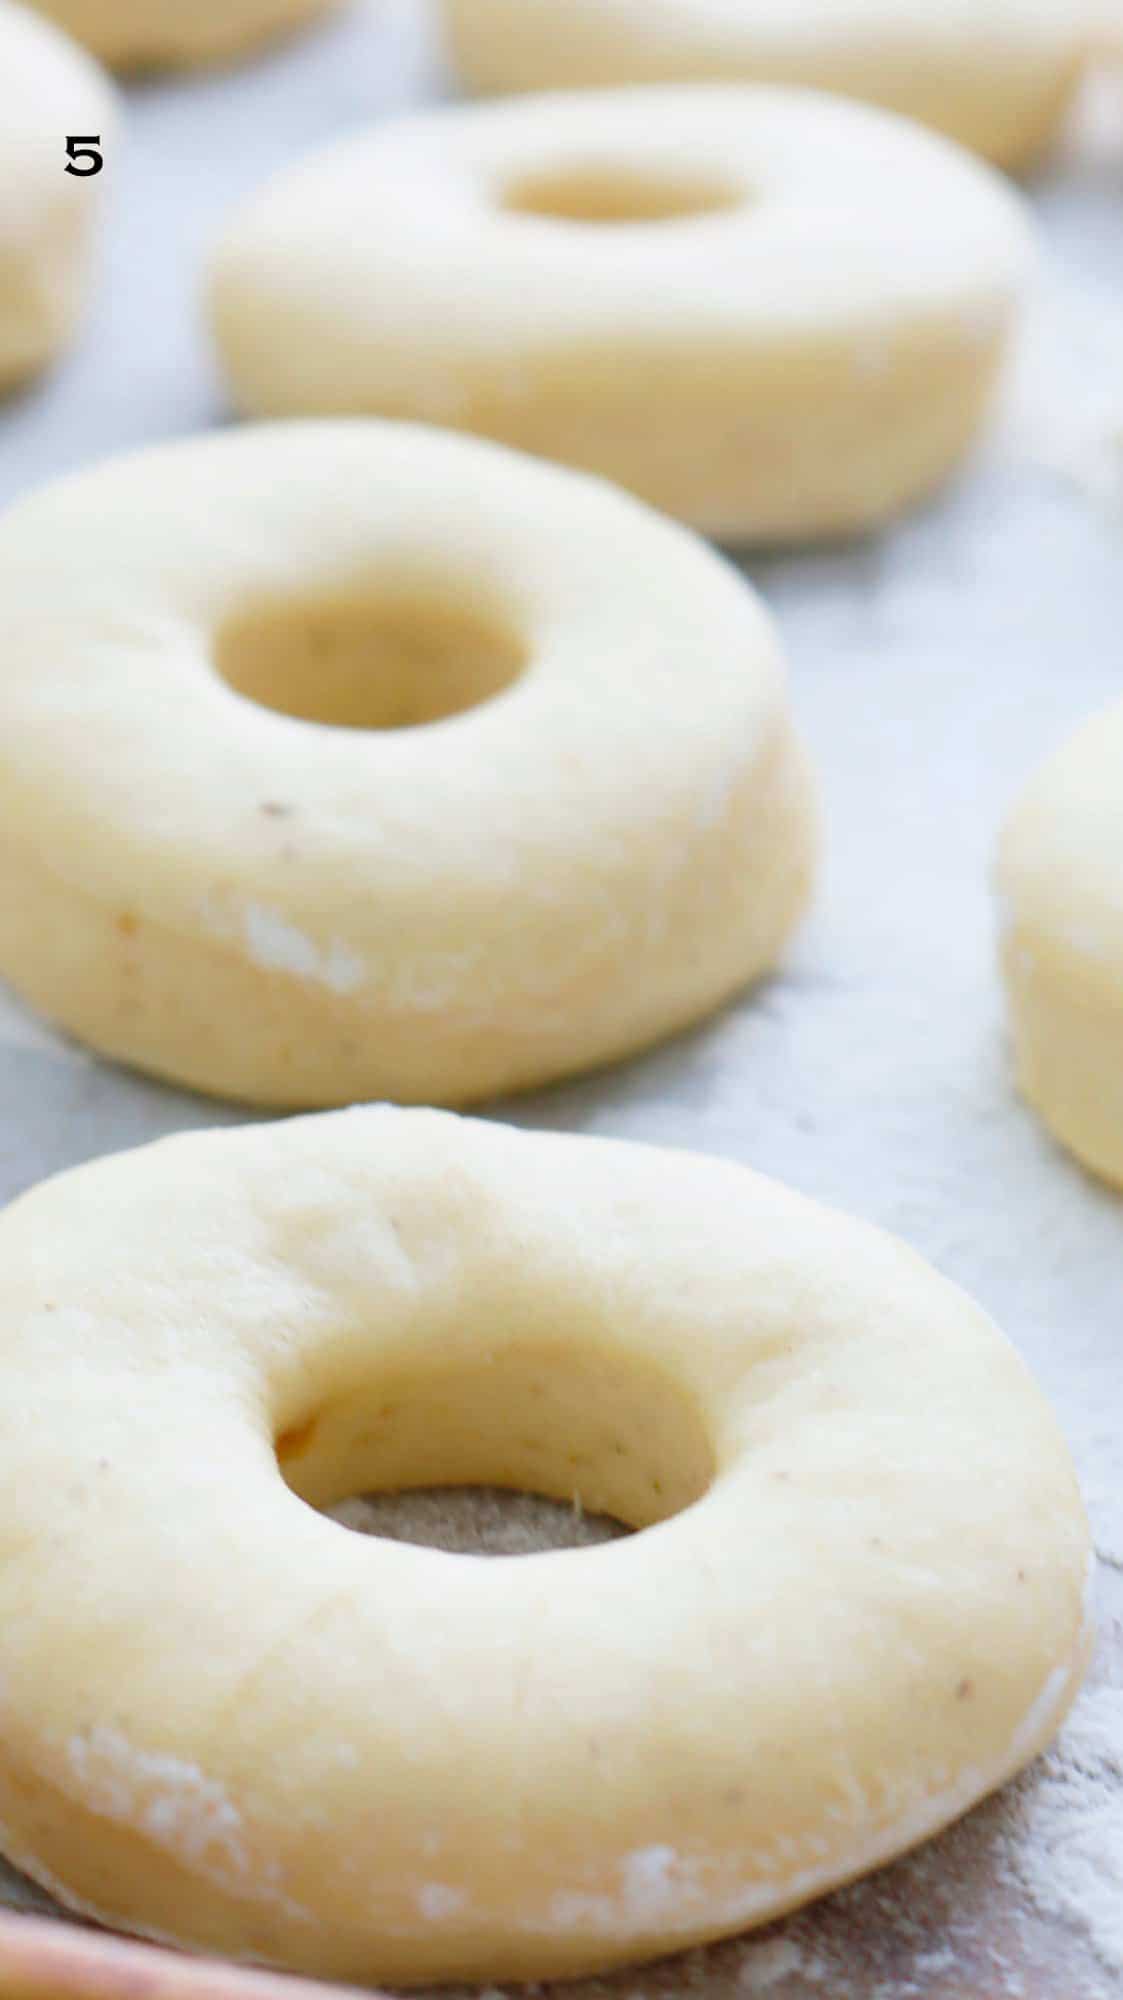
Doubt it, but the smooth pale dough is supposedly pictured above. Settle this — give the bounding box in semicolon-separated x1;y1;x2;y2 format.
209;87;1033;543
998;699;1123;1187
442;0;1095;170
23;0;341;68
0;420;816;1108
0;0;114;392
0;1108;1093;1985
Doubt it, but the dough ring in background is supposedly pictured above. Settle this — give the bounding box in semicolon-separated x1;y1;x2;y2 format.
23;0;342;69
0;421;816;1107
1090;0;1123;59
442;0;1095;171
0;1109;1092;1986
0;0;114;393
999;699;1123;1186
209;88;1033;543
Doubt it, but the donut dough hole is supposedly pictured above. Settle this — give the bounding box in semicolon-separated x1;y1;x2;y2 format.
442;0;1095;171
0;420;816;1108
999;699;1123;1187
0;1108;1092;1985
279;1336;717;1531
0;0;114;392
23;0;342;69
209;88;1034;542
502;160;744;225
215;586;528;732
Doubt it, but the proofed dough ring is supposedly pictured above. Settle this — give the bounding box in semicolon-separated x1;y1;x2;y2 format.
22;0;341;69
209;88;1033;543
442;0;1094;171
0;0;114;392
0;420;815;1108
999;700;1123;1186
0;1109;1092;1985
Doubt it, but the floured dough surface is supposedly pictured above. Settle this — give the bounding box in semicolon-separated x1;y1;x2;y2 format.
0;419;816;1107
22;0;341;69
442;0;1095;170
210;86;1034;541
0;1108;1093;1985
999;700;1123;1187
0;0;114;391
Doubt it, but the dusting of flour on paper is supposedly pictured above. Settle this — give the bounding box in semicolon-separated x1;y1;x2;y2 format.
1000;1688;1123;1981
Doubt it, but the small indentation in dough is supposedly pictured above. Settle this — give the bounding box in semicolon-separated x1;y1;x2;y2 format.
956;1678;975;1701
276;1413;320;1463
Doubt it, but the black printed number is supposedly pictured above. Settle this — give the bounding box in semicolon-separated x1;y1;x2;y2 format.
65;135;103;178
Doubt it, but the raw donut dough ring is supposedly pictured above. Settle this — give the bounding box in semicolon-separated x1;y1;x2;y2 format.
0;0;114;392
0;420;816;1108
999;699;1123;1186
442;0;1094;171
23;0;342;70
209;87;1033;542
0;1109;1092;1986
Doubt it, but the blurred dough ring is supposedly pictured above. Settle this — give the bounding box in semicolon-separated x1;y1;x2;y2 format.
442;0;1094;170
23;0;342;69
209;87;1033;542
0;0;114;392
0;420;816;1108
1095;1;1123;58
0;1109;1093;1986
999;699;1123;1186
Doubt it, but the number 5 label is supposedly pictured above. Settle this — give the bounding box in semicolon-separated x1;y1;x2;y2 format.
65;135;104;177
